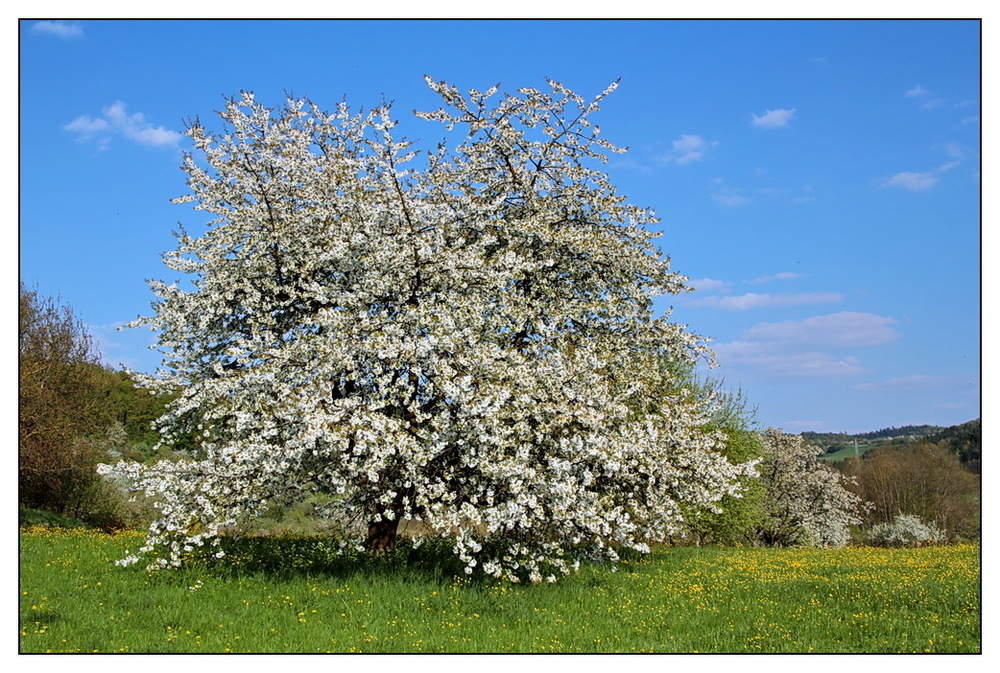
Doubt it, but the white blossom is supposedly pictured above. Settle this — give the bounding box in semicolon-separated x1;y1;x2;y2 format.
100;77;756;581
867;514;945;547
752;429;867;548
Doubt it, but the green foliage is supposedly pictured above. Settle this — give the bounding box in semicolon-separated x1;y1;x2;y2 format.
108;371;169;447
106;370;199;459
854;425;945;441
685;428;767;546
18;285;180;529
666;370;767;546
925;419;980;474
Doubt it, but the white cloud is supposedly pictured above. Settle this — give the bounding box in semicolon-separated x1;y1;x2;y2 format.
882;145;968;190
688;278;730;293
64;116;109;135
127;125;183;147
688;292;842;311
713;193;749;207
713;343;869;380
742;312;900;348
31;21;83;38
850;375;954;392
708;311;900;382
611;157;653;174
904;85;945;109
945;143;964;159
938;143;966;172
749;271;804;284
662;134;716;165
65;101;182;149
751;108;796;128
882;171;938;191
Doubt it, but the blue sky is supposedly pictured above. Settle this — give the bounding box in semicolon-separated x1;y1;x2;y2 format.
19;19;981;434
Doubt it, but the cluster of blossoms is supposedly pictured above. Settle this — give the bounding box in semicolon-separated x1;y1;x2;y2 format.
101;77;757;581
752;429;867;548
867;514;946;547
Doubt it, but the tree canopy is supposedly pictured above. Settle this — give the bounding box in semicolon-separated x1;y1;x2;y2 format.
101;78;756;582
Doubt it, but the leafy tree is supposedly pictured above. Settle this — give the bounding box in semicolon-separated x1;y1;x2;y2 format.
686;428;766;545
800;431;854;454
101;78;756;581
110;370;170;447
840;440;979;541
668;374;765;546
801;425;944;456
19;283;117;515
750;429;867;547
108;370;198;457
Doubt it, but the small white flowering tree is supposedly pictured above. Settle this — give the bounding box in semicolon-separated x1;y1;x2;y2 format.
867;514;945;547
751;429;867;548
101;77;756;582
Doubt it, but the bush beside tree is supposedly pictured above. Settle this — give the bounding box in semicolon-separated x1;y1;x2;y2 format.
19;283;117;519
669;375;766;546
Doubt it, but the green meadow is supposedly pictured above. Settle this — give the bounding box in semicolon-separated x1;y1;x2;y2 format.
20;526;979;654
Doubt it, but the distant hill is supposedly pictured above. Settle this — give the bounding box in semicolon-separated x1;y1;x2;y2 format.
855;425;946;441
805;419;980;472
802;425;944;454
925;419;981;474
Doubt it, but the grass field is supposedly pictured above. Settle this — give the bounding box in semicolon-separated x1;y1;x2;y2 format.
19;526;980;653
816;443;876;463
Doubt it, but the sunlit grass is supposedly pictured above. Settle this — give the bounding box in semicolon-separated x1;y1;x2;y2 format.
20;526;979;653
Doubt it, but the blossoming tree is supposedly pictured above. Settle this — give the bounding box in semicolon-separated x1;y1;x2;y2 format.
751;429;867;547
102;77;756;582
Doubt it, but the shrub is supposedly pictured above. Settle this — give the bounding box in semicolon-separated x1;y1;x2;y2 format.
19;284;117;515
867;514;946;547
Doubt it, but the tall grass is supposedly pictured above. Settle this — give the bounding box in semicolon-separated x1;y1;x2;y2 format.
20;526;979;653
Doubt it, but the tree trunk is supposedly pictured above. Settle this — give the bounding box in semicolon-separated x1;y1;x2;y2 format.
365;485;415;555
366;516;398;555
